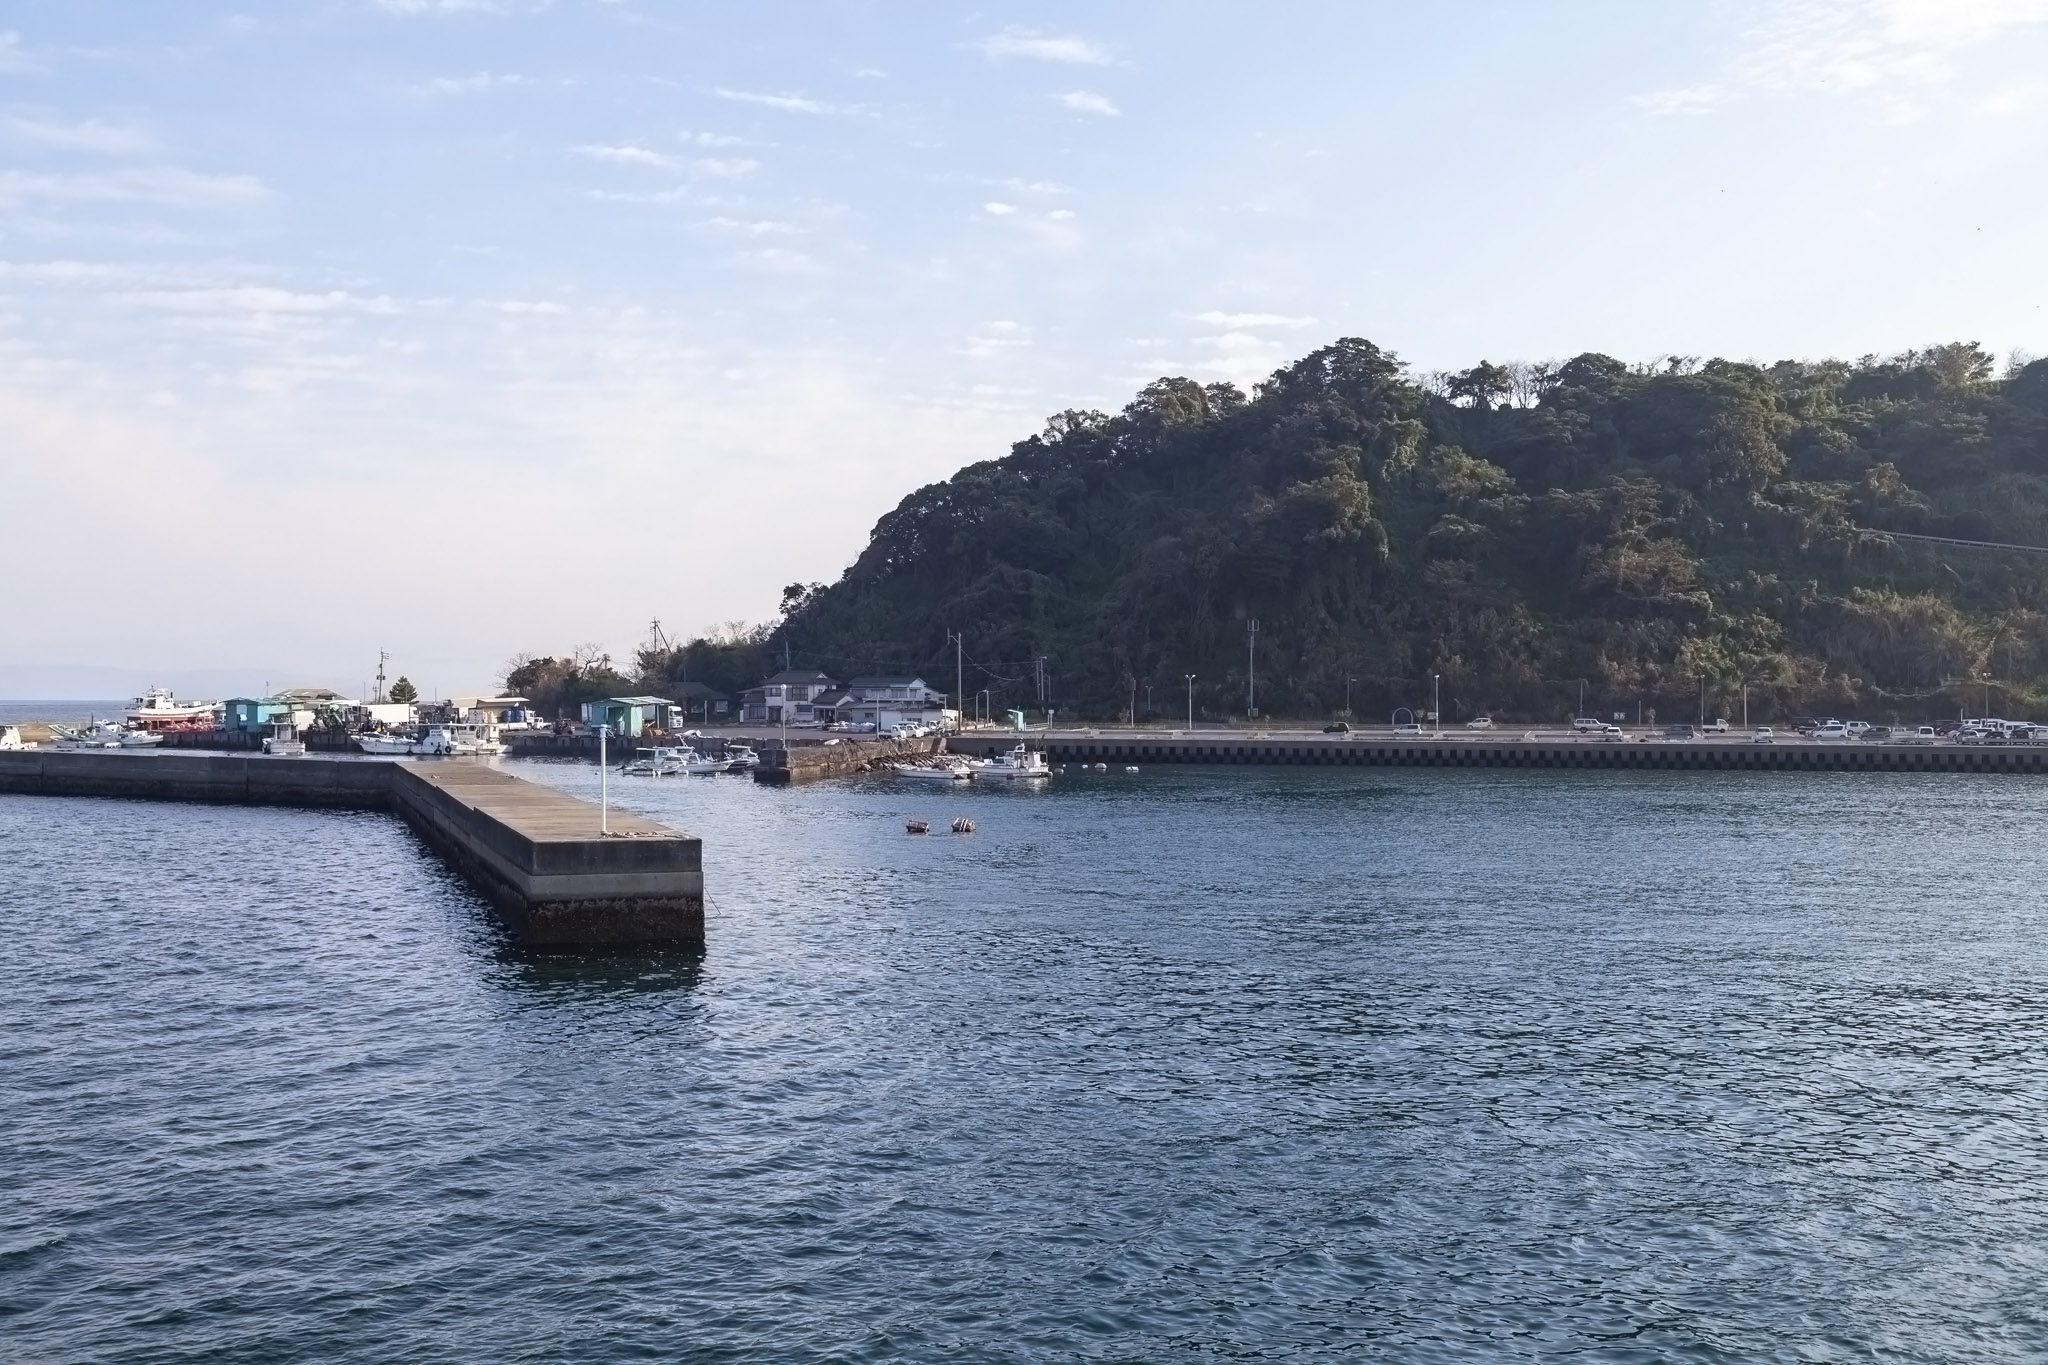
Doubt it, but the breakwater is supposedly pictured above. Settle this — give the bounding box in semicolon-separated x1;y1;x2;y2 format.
950;732;2048;773
0;750;702;947
755;735;943;784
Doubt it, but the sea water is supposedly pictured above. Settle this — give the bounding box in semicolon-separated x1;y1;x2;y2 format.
4;763;2046;1361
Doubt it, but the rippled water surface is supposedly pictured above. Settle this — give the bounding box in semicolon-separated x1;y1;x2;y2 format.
6;762;2048;1362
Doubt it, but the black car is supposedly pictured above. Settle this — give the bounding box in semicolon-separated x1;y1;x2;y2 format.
1322;721;1351;734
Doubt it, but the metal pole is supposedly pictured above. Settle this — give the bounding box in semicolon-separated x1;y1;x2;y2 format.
1186;673;1195;729
1247;619;1259;719
1742;684;1749;731
1433;672;1441;737
599;724;609;835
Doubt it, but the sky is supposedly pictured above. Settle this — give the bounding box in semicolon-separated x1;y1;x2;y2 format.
4;0;2047;698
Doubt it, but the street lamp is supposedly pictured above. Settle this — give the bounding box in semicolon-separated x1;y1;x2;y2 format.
1344;675;1355;718
1185;673;1196;730
1432;672;1441;737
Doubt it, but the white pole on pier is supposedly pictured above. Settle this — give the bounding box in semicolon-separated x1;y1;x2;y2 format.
599;723;610;835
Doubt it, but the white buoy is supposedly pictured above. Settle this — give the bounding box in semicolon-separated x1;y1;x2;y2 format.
1125;765;1139;773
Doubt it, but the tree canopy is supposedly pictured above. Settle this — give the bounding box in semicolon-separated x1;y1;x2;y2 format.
770;339;2048;724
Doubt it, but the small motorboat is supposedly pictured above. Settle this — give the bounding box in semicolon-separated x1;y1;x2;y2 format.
51;720;161;749
722;744;761;771
974;744;1052;781
622;746;688;776
356;730;419;755
892;760;971;782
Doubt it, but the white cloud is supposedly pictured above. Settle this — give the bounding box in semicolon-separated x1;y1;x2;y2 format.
495;299;568;314
0;30;40;73
712;87;855;116
1636;0;2048;115
731;246;821;274
126;286;403;317
375;0;505;13
983;201;1017;216
418;71;527;95
0;167;269;208
979;27;1112;65
678;129;748;148
6;118;154;155
699;216;797;235
575;143;680;169
1057;90;1120;117
1196;311;1317;328
1047;209;1075;220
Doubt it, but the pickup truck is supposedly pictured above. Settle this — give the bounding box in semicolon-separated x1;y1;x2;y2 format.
1702;718;1729;734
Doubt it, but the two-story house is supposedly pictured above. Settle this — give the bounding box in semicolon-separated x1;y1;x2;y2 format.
743;670;841;725
844;676;949;731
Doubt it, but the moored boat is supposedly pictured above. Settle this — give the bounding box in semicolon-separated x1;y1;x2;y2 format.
893;760;971;782
261;719;306;756
972;744;1051;781
125;687;218;729
51;720;163;749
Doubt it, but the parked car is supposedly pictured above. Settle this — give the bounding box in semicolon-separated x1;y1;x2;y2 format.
1814;721;1849;740
1571;717;1603;732
1393;722;1424;736
1662;724;1697;740
1465;716;1494;730
1322;721;1351;734
1845;721;1871;736
1752;726;1775;744
1595;724;1626;741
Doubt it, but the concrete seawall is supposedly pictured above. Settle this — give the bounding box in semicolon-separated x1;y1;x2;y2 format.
950;732;2048;774
754;735;943;784
0;751;703;948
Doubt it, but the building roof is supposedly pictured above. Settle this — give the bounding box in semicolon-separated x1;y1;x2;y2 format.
600;695;677;707
761;669;839;686
847;675;935;689
671;680;722;700
811;689;854;707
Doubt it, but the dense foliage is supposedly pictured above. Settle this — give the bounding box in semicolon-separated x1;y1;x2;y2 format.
774;338;2048;724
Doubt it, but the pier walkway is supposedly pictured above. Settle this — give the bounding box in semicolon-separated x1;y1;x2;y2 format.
951;730;2048;774
0;751;702;948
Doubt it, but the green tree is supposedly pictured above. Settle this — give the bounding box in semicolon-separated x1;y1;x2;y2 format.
388;676;418;704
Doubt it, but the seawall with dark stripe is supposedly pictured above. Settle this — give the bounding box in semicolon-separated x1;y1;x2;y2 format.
950;734;2048;774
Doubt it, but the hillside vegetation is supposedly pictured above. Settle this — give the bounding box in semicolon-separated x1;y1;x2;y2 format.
775;339;2048;724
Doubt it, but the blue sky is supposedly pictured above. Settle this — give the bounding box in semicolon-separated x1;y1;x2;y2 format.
5;0;2048;697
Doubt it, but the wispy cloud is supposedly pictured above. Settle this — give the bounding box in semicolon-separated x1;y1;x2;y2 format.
1636;0;2048;117
983;201;1017;216
1196;311;1317;328
1057;90;1120;117
575;143;680;169
713;87;859;116
375;0;506;14
678;129;749;148
417;71;528;95
5;117;155;155
699;216;797;235
958;319;1031;359
0;167;268;208
979;27;1112;65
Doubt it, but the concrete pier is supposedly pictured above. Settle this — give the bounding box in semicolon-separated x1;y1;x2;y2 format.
950;731;2048;774
0;751;703;948
754;735;942;785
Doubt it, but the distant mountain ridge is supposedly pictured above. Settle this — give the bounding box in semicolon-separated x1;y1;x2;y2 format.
775;338;2048;723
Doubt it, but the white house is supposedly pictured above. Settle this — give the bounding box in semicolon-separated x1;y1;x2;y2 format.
844;676;949;731
744;670;841;725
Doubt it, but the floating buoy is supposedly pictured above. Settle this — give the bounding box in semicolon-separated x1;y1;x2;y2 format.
1124;765;1139;773
1093;762;1108;771
906;819;930;835
951;817;975;834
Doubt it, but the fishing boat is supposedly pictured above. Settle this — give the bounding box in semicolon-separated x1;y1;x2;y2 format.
355;731;419;755
51;720;163;749
261;718;306;756
623;746;689;776
972;744;1051;781
125;687;218;728
893;759;972;782
682;749;732;774
722;744;761;771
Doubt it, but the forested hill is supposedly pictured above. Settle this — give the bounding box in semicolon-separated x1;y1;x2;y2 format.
776;339;2048;724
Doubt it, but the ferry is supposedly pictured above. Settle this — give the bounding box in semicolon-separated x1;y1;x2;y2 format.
126;688;218;729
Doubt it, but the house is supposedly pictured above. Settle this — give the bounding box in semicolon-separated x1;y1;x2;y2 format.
452;695;541;730
844;676;950;732
742;670;840;724
580;696;679;736
809;688;857;725
221;697;290;735
671;680;728;723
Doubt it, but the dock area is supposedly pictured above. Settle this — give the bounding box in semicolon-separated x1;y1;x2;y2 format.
0;750;702;948
949;730;2048;773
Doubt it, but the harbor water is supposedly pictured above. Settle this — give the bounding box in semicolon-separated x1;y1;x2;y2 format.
4;762;2047;1361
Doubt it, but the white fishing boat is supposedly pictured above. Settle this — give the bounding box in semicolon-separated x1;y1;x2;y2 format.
682;749;732;774
51;720;163;749
355;731;419;755
125;687;218;727
973;744;1051;781
261;719;306;756
893;759;972;782
622;746;689;776
723;744;761;771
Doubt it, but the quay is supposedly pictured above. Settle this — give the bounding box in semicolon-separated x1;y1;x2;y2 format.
0;750;702;948
949;730;2048;774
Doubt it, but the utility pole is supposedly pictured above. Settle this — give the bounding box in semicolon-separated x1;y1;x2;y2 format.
1185;673;1196;730
1433;672;1441;737
1246;619;1259;719
948;630;963;716
1344;675;1355;717
1128;676;1136;728
1578;678;1586;720
375;650;389;705
1742;683;1749;730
